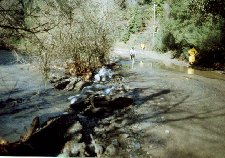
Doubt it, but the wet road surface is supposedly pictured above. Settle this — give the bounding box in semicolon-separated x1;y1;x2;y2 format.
115;48;225;158
1;49;225;157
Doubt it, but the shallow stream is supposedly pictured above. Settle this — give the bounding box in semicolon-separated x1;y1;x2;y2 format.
1;50;225;157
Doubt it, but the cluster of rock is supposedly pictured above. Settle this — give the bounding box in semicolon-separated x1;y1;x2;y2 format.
0;60;136;157
50;66;121;92
50;75;86;91
94;66;113;82
55;61;133;157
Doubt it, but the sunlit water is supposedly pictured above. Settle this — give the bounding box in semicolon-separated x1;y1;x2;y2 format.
0;50;48;100
122;58;225;81
0;50;65;142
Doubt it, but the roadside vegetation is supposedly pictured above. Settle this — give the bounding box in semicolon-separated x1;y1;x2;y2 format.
0;0;224;75
155;0;225;69
0;0;117;77
116;0;225;70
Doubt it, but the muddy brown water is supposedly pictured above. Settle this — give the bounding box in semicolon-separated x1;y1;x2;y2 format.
119;53;225;158
1;50;225;157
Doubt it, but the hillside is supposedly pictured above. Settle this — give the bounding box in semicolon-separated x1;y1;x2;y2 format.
0;0;224;71
115;0;225;70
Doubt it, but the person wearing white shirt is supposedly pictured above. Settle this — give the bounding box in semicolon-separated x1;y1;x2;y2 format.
129;47;136;60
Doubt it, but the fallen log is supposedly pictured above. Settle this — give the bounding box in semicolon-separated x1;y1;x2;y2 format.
0;114;78;156
0;95;133;156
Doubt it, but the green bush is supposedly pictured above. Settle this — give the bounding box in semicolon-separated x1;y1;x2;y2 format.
122;30;131;43
154;31;176;52
120;5;150;43
155;0;225;67
162;32;176;50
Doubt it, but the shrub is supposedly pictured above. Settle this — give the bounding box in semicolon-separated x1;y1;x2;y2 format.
122;30;131;43
154;31;176;52
155;0;225;67
121;5;149;43
7;0;115;78
162;32;176;50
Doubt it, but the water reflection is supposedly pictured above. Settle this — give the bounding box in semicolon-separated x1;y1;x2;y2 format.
131;59;134;69
139;61;144;68
187;68;195;75
123;58;225;81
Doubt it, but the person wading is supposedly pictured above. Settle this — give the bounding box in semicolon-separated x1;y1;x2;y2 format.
129;47;136;60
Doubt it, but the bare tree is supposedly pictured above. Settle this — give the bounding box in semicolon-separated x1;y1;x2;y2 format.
0;0;118;78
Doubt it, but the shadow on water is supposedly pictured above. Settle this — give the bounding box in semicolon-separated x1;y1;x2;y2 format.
1;85;224;156
0;87;76;142
120;59;225;124
126;86;225;125
105;86;225;153
0;50;17;65
0;93;134;156
1;52;224;156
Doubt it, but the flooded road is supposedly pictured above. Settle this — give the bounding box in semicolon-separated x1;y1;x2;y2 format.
115;48;225;158
1;49;225;157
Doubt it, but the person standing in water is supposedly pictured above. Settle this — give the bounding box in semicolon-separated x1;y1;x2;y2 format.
129;47;136;60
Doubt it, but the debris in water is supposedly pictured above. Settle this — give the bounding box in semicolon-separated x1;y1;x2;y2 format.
165;129;170;134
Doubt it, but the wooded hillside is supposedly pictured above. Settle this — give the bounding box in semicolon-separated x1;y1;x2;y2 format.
0;0;224;70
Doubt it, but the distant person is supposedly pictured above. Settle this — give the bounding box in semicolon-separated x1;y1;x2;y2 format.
141;43;145;50
129;47;136;60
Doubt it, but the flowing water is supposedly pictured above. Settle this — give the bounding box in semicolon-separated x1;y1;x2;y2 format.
0;50;73;142
0;50;46;99
1;49;225;157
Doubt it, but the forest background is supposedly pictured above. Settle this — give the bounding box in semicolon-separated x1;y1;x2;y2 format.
0;0;224;76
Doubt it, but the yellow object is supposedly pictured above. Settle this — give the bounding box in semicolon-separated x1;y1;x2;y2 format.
188;48;198;64
140;61;144;67
187;68;195;75
188;48;198;55
141;43;145;50
189;54;195;64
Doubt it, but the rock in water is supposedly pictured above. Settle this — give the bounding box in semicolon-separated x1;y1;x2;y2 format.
94;66;113;82
61;140;86;157
74;81;86;92
65;78;78;91
103;86;115;96
66;122;82;135
70;142;85;156
54;80;70;90
20;116;40;142
105;144;116;156
94;74;101;82
70;97;78;105
38;111;66;127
